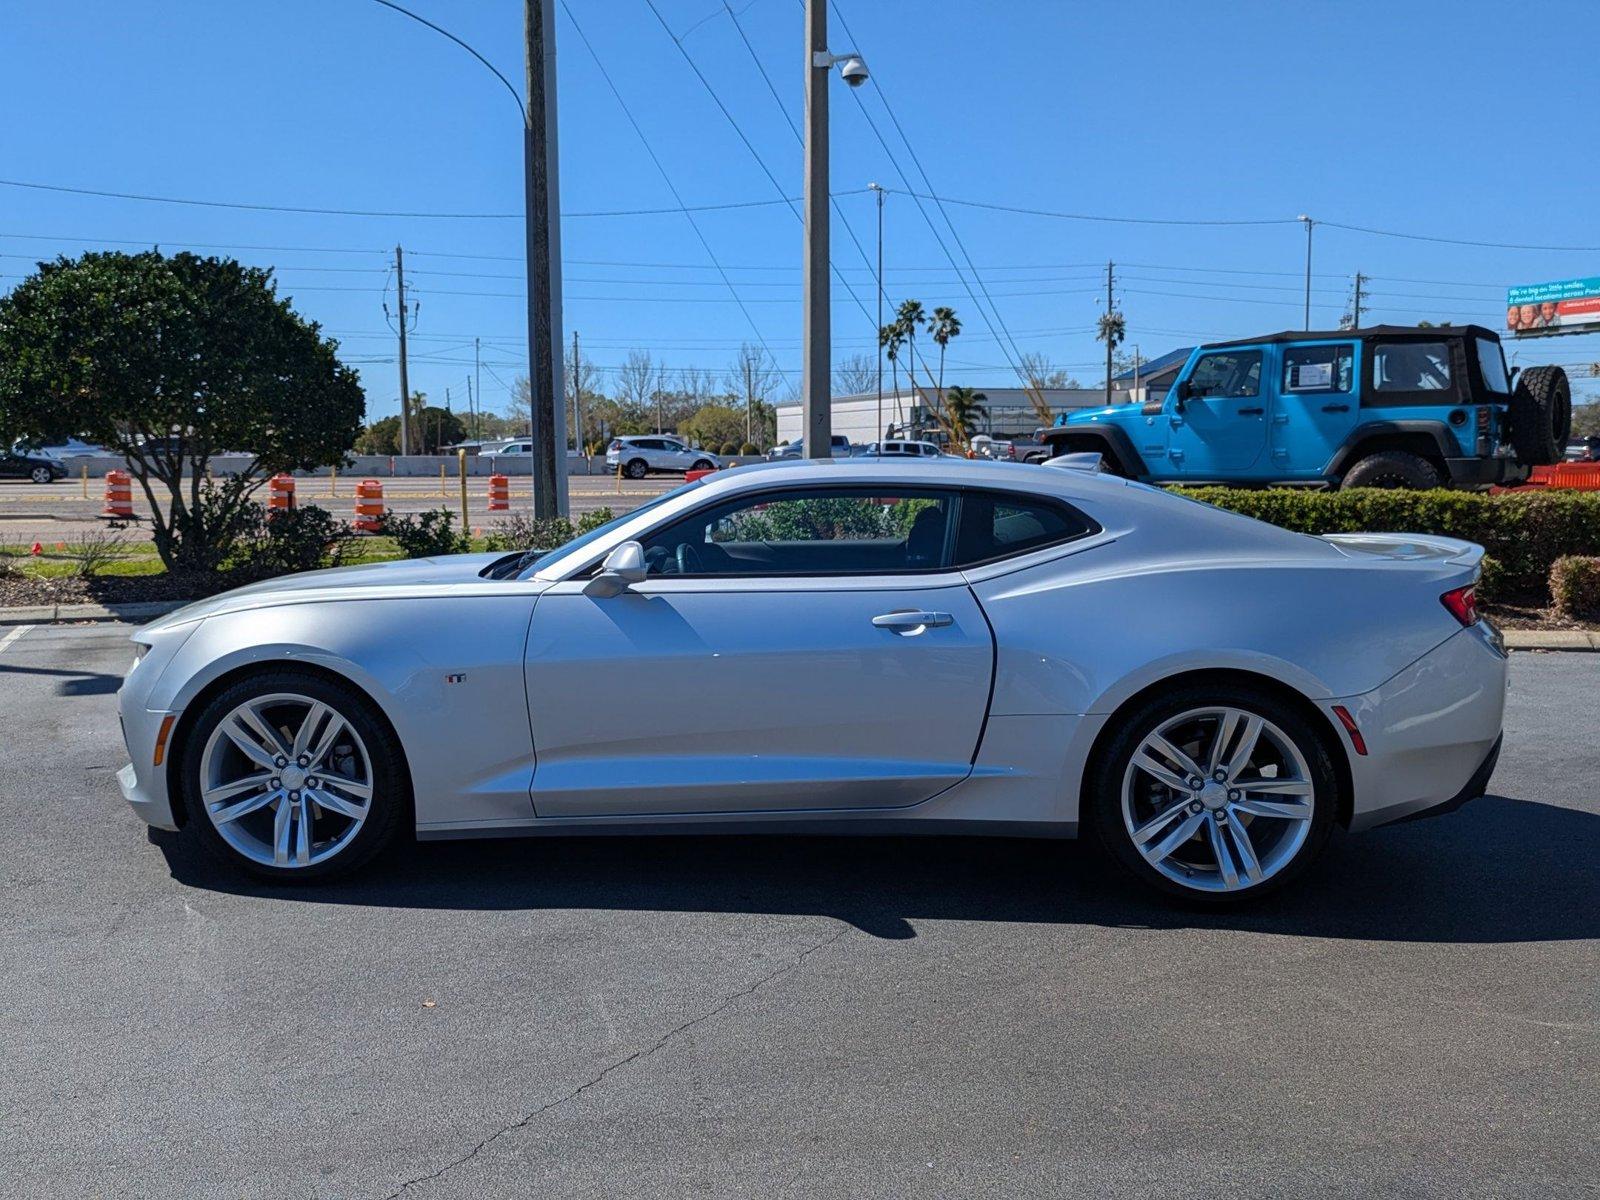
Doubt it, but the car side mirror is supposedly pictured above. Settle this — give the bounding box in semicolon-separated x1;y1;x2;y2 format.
584;540;647;597
1173;379;1193;408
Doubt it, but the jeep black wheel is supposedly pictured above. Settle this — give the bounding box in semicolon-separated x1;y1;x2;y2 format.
1509;365;1571;467
1340;450;1442;490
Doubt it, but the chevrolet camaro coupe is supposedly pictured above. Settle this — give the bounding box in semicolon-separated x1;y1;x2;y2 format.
117;458;1508;901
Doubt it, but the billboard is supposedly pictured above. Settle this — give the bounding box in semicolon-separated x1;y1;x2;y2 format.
1506;276;1600;337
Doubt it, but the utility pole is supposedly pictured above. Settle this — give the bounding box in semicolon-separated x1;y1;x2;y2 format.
743;352;755;448
1298;215;1314;330
474;337;482;440
464;374;475;440
1104;260;1116;408
570;329;583;455
869;181;885;441
393;245;411;457
1351;272;1366;329
523;0;568;516
802;0;831;459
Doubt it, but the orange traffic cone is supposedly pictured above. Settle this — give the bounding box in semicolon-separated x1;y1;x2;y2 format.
30;541;42;555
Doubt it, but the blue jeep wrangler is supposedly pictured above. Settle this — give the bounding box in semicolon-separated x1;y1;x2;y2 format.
1040;325;1572;488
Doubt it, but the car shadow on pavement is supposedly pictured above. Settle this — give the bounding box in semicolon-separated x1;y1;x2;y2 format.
0;661;124;696
153;793;1599;943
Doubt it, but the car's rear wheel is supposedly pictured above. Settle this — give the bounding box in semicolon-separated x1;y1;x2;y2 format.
625;458;648;479
1087;684;1338;903
1340;449;1441;490
30;466;53;484
180;670;407;882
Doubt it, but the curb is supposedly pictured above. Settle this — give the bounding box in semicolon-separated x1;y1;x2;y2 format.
1502;629;1600;651
0;599;192;627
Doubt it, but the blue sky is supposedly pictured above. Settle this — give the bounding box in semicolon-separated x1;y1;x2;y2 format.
5;0;1599;422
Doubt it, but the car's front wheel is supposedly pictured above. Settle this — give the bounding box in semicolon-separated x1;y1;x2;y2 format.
1087;684;1338;902
690;459;713;473
30;466;54;484
180;670;407;882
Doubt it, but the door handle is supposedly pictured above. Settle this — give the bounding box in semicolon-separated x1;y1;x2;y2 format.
1321;403;1350;413
1238;407;1265;416
873;610;953;632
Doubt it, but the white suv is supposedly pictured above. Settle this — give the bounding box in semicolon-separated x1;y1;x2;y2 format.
606;436;719;478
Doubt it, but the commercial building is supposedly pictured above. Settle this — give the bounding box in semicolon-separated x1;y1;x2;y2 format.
775;385;1116;448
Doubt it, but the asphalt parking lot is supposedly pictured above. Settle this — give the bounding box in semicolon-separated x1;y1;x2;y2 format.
2;624;1596;1198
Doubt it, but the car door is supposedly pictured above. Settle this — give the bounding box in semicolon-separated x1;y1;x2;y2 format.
523;484;995;817
1271;340;1359;477
1165;346;1269;476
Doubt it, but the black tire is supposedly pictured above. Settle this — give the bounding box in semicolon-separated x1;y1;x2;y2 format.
30;466;53;484
624;458;648;480
690;459;713;473
1509;365;1571;467
179;669;408;883
1085;682;1340;904
1339;449;1442;490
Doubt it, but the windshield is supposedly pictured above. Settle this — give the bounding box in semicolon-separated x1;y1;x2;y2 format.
515;480;704;577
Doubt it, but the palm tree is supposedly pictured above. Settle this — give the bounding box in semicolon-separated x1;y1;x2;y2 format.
1097;310;1126;404
941;385;988;453
878;322;906;433
927;306;961;407
896;298;928;403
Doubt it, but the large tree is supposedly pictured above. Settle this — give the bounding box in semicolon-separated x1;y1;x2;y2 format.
357;405;465;455
0;250;364;572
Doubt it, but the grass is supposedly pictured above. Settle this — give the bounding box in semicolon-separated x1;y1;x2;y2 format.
0;535;496;579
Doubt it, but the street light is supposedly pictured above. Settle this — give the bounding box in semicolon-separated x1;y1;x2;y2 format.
802;0;869;459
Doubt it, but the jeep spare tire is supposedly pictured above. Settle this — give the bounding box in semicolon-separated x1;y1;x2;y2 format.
1509;365;1572;467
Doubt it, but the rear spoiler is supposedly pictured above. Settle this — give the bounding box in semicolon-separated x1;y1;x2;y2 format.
1319;533;1484;572
1042;451;1106;474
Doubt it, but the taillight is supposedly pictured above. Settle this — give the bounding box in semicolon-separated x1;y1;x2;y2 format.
1441;584;1478;627
608;439;621;451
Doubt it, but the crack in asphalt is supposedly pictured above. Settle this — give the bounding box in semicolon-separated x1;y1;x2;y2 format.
384;922;850;1199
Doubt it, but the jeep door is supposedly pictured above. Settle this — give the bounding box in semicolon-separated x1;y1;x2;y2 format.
1165;346;1269;476
1270;340;1360;477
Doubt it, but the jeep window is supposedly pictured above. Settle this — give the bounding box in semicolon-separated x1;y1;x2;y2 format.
1282;345;1353;393
1475;338;1511;394
1374;342;1451;391
1187;350;1262;398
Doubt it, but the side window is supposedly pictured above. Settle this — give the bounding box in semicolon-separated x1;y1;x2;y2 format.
1283;345;1354;394
1374;341;1452;391
637;487;956;577
952;492;1097;567
1188;350;1263;398
1475;338;1510;394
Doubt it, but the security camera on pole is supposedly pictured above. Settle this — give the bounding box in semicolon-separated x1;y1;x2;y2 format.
802;0;868;459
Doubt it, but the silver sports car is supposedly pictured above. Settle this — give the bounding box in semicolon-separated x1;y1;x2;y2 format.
118;458;1507;901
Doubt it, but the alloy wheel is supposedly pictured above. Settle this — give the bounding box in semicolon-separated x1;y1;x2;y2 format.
1121;705;1315;894
31;467;52;484
198;692;374;869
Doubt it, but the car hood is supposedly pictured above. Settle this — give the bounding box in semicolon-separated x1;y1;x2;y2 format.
1061;405;1127;425
142;552;531;631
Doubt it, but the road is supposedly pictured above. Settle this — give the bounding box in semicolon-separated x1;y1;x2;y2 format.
0;474;678;547
1;625;1596;1198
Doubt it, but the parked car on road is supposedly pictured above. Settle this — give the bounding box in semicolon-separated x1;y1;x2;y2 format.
118;457;1506;902
768;435;852;460
605;435;717;478
970;435;1017;461
853;439;943;458
1564;436;1600;462
1041;325;1571;489
35;438;110;459
1;445;68;483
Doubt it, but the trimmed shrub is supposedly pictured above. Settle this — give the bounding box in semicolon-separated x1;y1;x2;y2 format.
63;529;132;579
1476;555;1505;605
226;503;353;580
1177;488;1600;602
718;442;739;457
1550;556;1600;620
378;508;469;559
739;442;759;456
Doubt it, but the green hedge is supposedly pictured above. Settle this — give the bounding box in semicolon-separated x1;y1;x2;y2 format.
1550;556;1600;620
1176;488;1600;602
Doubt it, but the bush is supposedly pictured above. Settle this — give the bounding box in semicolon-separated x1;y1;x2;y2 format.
1177;487;1600;602
1550;557;1600;620
719;442;739;457
576;507;614;534
378;508;469;559
1476;555;1505;605
63;529;132;578
227;503;353;579
739;442;759;456
482;512;575;553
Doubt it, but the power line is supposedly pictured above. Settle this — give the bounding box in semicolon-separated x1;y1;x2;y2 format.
556;0;776;356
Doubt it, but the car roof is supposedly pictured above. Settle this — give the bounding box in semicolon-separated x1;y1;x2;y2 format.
1204;323;1497;350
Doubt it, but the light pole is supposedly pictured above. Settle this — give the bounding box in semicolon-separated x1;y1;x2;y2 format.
802;0;868;459
1298;214;1314;331
369;0;566;516
868;181;886;442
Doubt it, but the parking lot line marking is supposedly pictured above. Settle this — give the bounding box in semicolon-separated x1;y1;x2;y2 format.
0;625;34;656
